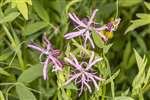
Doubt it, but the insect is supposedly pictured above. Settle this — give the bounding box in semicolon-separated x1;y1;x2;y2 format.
104;18;121;39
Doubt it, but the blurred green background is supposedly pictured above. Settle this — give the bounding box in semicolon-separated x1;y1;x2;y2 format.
0;0;150;100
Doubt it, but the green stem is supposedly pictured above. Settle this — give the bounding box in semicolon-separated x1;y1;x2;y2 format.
102;85;106;100
142;82;150;94
84;91;87;100
2;25;25;70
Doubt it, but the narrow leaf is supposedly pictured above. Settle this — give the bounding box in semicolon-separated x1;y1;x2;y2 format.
136;13;150;18
144;2;150;10
119;0;142;7
16;2;28;20
114;96;134;100
125;18;150;33
32;0;49;23
23;21;48;36
0;91;5;100
0;12;19;24
0;68;10;76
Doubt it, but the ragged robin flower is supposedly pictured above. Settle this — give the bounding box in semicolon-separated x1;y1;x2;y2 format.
64;9;108;48
64;9;121;48
28;35;63;80
65;51;104;96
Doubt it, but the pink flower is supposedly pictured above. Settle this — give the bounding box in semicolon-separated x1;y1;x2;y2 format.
65;9;104;48
65;51;104;96
64;9;121;47
28;35;63;80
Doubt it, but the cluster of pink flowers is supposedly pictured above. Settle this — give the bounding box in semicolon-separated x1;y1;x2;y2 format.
28;9;120;96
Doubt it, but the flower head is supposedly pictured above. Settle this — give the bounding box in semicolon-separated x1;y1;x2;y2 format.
28;35;63;80
65;52;104;96
64;9;121;48
65;9;106;48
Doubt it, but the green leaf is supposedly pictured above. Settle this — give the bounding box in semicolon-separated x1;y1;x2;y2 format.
0;51;13;61
114;96;134;100
125;18;150;33
144;2;150;10
11;0;32;19
32;0;49;23
134;49;145;69
105;69;120;84
0;12;19;24
65;0;82;13
18;64;43;83
0;91;5;100
92;30;104;48
136;13;150;18
132;49;147;95
0;68;10;76
103;44;113;54
16;84;36;100
72;39;90;56
119;0;142;7
64;83;78;90
23;21;48;36
144;66;150;84
25;0;32;5
123;41;131;67
134;33;147;52
16;2;28;20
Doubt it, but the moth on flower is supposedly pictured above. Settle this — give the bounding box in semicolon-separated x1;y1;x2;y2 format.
99;18;121;39
65;51;104;96
28;35;63;80
64;9;121;48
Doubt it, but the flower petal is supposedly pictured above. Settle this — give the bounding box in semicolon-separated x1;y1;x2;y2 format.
65;73;81;85
65;58;82;71
43;57;49;80
64;29;86;39
88;9;98;26
69;13;86;27
83;81;92;93
87;57;103;69
89;51;94;65
95;26;107;31
88;35;95;48
28;44;44;53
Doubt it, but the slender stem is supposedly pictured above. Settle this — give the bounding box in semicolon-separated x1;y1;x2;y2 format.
2;25;25;70
84;91;87;100
2;25;14;44
39;79;43;100
102;85;106;100
115;0;119;19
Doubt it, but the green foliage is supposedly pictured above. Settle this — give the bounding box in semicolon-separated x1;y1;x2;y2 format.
0;91;5;100
11;0;32;20
119;0;142;7
132;49;150;98
23;21;48;36
18;64;43;83
126;2;150;33
0;0;149;100
16;83;37;100
0;12;20;23
114;96;134;100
